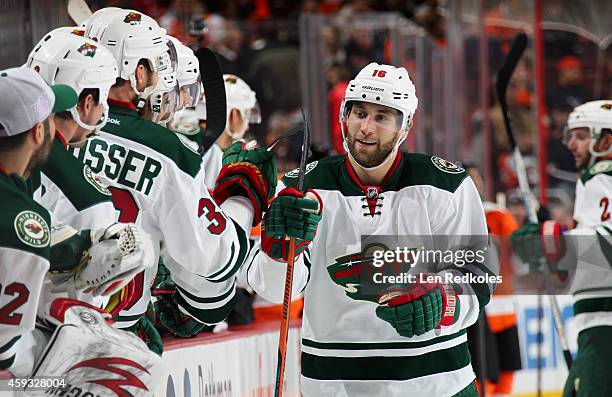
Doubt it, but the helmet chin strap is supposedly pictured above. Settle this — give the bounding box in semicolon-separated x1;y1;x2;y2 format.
129;74;156;110
589;138;612;159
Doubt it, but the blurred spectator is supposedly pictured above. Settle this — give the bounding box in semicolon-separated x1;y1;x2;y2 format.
547;55;591;112
327;63;351;154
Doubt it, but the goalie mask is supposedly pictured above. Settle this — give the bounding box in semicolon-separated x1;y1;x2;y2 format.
83;8;168;109
27;27;118;132
224;74;260;138
339;62;418;171
565;100;612;159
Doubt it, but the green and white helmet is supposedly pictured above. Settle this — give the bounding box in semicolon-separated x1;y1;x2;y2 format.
567;100;612;158
83;8;168;108
27;26;118;131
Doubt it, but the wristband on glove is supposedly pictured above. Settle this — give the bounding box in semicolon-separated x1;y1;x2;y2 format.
375;274;460;337
212;142;278;226
261;187;322;262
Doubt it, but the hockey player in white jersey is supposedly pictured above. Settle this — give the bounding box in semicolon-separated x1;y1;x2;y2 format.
247;63;492;396
73;8;275;333
512;100;612;397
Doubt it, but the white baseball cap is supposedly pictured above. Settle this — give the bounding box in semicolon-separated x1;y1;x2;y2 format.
0;66;77;137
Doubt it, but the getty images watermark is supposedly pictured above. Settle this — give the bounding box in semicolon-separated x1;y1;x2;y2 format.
370;246;502;285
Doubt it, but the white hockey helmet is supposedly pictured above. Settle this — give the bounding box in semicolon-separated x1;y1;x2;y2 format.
148;52;180;124
168;36;202;108
566;100;612;158
83;8;168;108
27;27;118;131
223;74;260;137
339;62;418;169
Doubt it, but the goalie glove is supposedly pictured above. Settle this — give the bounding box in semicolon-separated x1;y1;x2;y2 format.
59;223;156;297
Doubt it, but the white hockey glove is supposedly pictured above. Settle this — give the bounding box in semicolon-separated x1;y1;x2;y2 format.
76;223;156;296
53;223;156;297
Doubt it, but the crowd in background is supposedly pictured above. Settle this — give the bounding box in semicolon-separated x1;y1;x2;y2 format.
83;0;609;332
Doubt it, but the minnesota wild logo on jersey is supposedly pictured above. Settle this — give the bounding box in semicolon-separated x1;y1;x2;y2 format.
431;156;464;174
285;161;318;178
83;166;111;195
14;210;50;248
590;160;612;175
327;244;417;303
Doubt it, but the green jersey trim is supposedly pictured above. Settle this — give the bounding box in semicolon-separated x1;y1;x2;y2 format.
105;103;202;178
282;153;467;195
40;137;112;212
301;341;471;381
0;173;51;259
580;160;612;184
574;297;612;315
302;329;466;350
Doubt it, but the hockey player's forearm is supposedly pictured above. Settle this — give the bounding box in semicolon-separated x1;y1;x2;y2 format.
173;274;238;325
246;248;309;304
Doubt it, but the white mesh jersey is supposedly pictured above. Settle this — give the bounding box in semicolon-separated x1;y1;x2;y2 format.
72;101;253;328
568;160;612;334
246;153;494;397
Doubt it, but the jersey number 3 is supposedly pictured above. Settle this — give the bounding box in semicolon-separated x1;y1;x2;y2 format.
0;283;29;326
198;198;226;235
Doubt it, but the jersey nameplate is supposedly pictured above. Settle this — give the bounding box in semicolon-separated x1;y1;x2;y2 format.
80;139;163;196
431;156;464;174
14;210;50;248
285;161;318;178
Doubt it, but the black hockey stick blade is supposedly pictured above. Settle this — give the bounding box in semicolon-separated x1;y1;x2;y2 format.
196;47;227;155
495;32;527;151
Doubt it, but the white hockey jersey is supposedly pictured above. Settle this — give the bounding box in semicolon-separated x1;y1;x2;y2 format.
72;100;253;328
29;132;117;309
568;159;612;334
0;171;51;376
247;153;493;397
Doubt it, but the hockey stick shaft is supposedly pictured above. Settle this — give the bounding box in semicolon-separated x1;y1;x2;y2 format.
274;109;310;397
496;32;572;369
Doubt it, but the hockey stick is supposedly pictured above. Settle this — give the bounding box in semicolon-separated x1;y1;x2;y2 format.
496;32;573;369
196;48;227;156
274;108;310;397
67;0;92;25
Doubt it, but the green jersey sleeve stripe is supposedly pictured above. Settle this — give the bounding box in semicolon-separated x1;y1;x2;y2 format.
0;335;20;354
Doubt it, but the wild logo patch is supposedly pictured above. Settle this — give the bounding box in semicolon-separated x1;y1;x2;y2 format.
14;210;50;248
123;12;142;25
78;43;97;58
431;156;464;174
71;29;85;37
285;161;318;178
83;166;111;195
600;103;612;110
590;160;612;175
326;243;416;302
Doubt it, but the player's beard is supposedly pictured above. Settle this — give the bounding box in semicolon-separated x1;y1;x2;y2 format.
346;133;397;168
576;152;591;170
27;120;54;176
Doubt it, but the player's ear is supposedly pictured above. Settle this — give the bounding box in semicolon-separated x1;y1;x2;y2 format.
31;121;45;145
